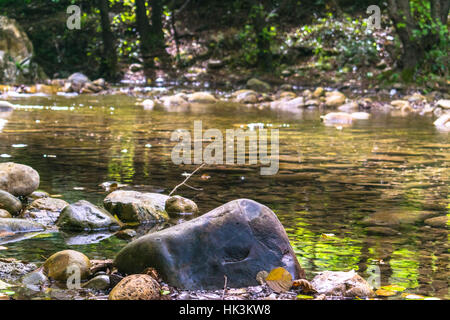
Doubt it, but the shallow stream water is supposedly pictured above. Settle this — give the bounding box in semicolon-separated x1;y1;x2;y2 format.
0;92;448;299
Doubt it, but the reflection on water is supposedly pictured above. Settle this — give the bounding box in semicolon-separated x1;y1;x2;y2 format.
0;93;448;299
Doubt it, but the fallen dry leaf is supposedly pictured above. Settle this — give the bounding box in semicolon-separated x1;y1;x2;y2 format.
265;267;293;293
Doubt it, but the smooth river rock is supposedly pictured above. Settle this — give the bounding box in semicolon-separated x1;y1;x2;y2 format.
104;190;169;223
57;200;122;231
109;274;160;300
311;270;374;298
114;199;305;290
20;197;68;227
43;250;91;282
165;195;198;218
0;218;44;234
0;190;22;215
0;162;40;196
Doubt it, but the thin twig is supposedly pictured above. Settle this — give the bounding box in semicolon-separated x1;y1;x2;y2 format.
169;163;205;196
183;183;203;191
222;275;228;299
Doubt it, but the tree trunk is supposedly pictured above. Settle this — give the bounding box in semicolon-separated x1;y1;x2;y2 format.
135;0;154;70
251;1;272;71
97;0;118;81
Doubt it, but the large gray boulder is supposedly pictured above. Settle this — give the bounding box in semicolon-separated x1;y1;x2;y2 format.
0;162;40;196
0;190;22;215
114;199;305;290
104;190;169;223
57;200;122;231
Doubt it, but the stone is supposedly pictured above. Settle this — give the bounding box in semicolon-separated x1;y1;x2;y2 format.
82;274;110;290
320;112;353;125
160;94;189;108
20;197;68;227
29;190;49;200
234;90;258;104
311;270;374;298
366;226;401;236
246;78;271;92
433;113;450;130
0;209;11;218
207;59;224;69
0;218;44;234
313;87;324;98
109;274;160;300
165;196;199;218
0;100;14;112
115;229;137;240
325;91;346;107
114;199;305;290
270;97;304;111
424;216;448;228
0;258;37;282
104;190;169;223
338;101;359;112
68;72;89;86
142;99;155;110
436;99;450;109
57;200;122;231
22;268;48;289
361;210;435;228
0;162;40;196
43;250;91;282
350;112;371;120
279;91;297;100
188;92;217;104
391;100;410;109
0;190;22;215
93;78;106;88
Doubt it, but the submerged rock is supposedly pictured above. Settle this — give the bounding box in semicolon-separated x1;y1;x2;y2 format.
57;200;122;231
82;274;110;290
311;270;374;298
160;94;189;108
362;210;435;228
165;195;199;218
104;190;169;223
0;162;40;196
270;97;305;111
20;197;68;227
109;274;160;300
0;218;44;234
321;112;353;125
433;113;450;131
0;190;22;215
114;199;305;290
22;268;48;290
424;216;448;228
115;229;137;240
43;250;91;282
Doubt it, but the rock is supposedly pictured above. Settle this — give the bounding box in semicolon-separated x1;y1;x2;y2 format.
436;99;450;109
207;59;224;69
0;209;11;218
361;210;435;228
433;113;450;130
246;78;271;92
142;99;155;110
114;199;305;290
304;99;319;107
311;270;374;298
129;63;143;72
433;107;443;117
0;190;22;215
68;72;89;86
279;91;297;100
391;100;410;109
22;268;48;289
160;94;190;108
325;91;346;107
109;274;160;300
57;200;122;231
29;190;50;200
0;16;47;84
0;162;40;196
60;231;114;245
338;101;359;112
43;250;91;282
104;190;169;223
165;196;199;218
350;112;371;120
320;112;353;125
0;218;44;234
271;97;304;111
115;229;137;240
188;92;217;104
424;216;448;228
366;226;401;236
0;100;14;112
82;274;110;290
20;197;68;226
234;90;258;104
313;87;324;98
92;78;106;88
